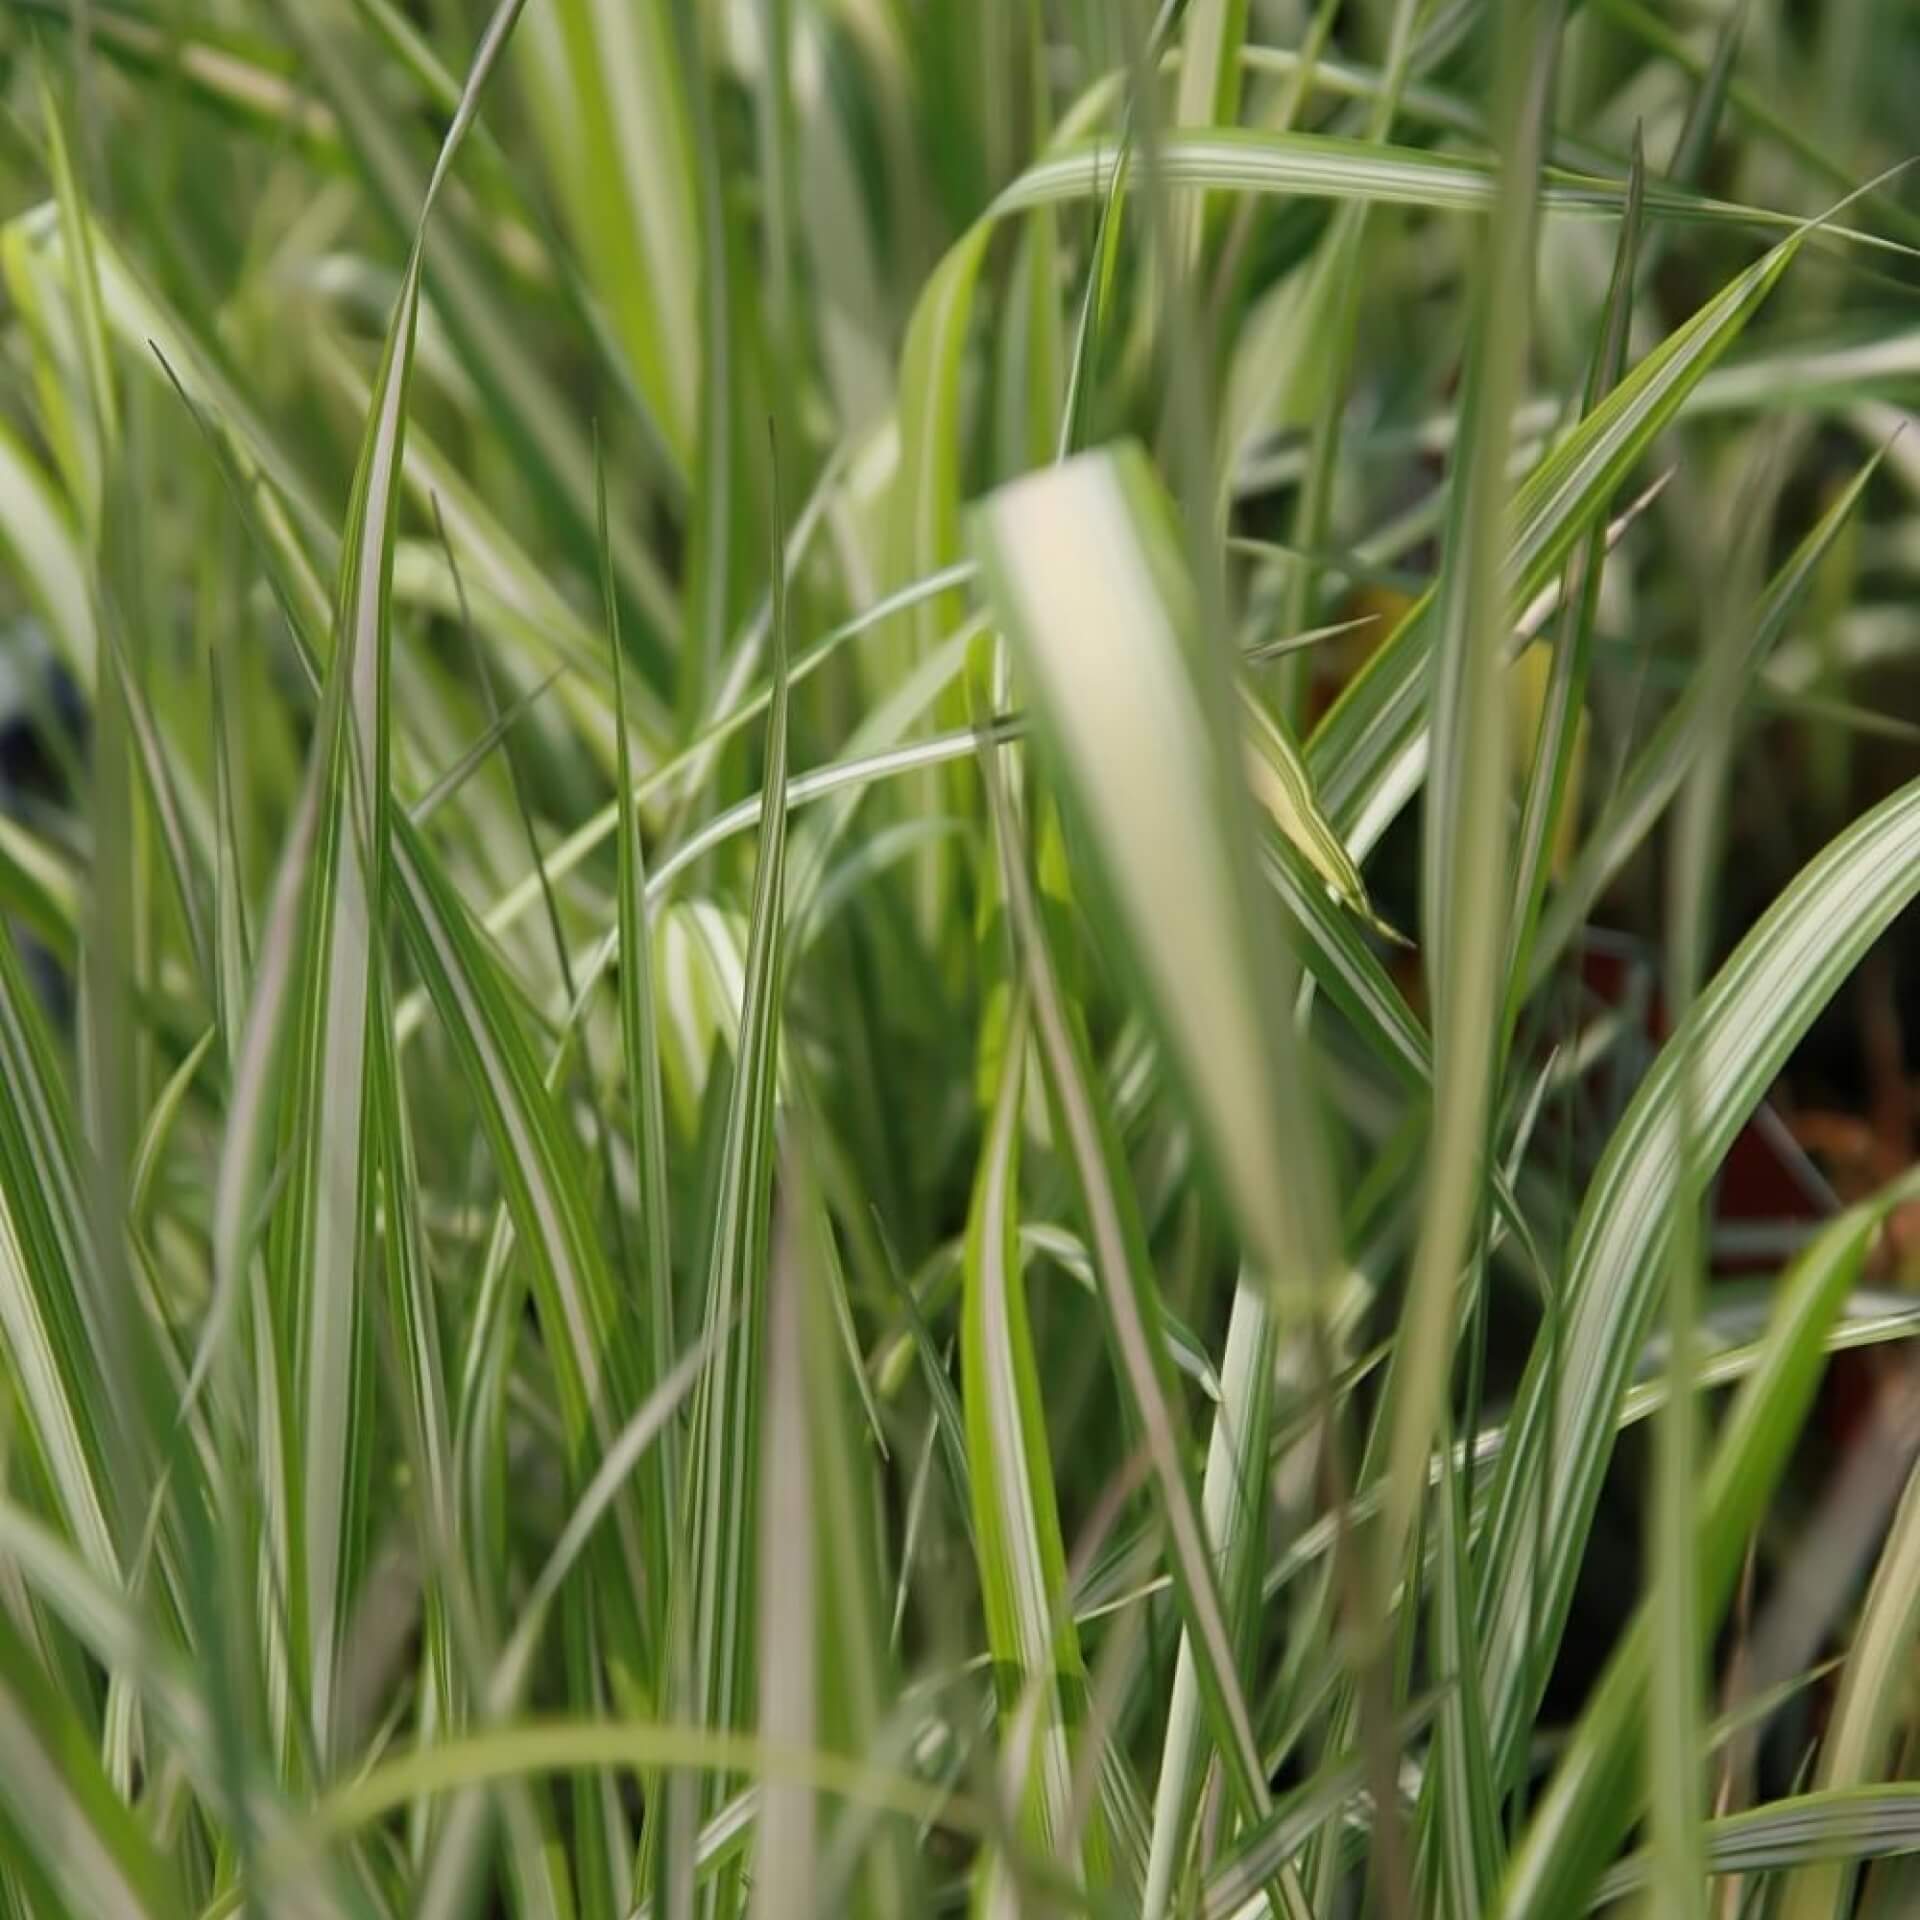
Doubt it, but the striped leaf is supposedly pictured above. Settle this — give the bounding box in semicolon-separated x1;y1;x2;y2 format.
516;0;700;466
962;1000;1099;1897
1495;1175;1920;1920
673;477;793;1919
976;733;1272;1830
1476;775;1920;1791
257;0;538;1763
0;1604;176;1919
1309;213;1818;852
1142;1279;1276;1920
973;444;1338;1303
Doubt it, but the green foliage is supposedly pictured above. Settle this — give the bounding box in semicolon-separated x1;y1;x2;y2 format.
0;3;1914;1915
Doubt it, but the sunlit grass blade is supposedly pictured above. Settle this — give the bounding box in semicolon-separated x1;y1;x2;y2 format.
973;444;1336;1305
989;126;1900;245
1780;1445;1920;1919
514;0;699;466
1240;691;1384;932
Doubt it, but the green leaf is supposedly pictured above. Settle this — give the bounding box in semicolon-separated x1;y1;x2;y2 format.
1494;1175;1920;1920
1781;1438;1920;1919
962;998;1099;1890
1309;214;1816;855
0;1603;178;1919
602;454;679;1667
1598;1785;1920;1904
515;0;700;465
1529;446;1889;992
1142;1279;1277;1920
1477;770;1920;1791
975;726;1273;1831
972;444;1338;1305
990;127;1892;244
673;458;794;1916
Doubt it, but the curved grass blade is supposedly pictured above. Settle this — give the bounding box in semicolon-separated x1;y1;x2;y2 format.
989;127;1901;248
1493;1175;1920;1920
1476;779;1920;1797
466;562;978;957
1309;212;1820;852
1779;1447;1920;1919
1597;1785;1920;1904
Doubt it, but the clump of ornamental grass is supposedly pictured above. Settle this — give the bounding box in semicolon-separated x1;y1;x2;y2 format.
0;2;1916;1917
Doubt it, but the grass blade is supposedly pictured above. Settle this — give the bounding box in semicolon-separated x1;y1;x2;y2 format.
672;451;793;1918
972;445;1337;1305
976;726;1272;1831
963;997;1100;1897
1477;774;1920;1787
1494;1175;1920;1919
